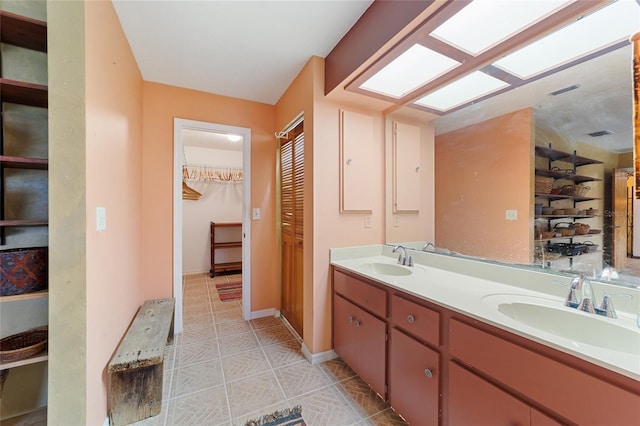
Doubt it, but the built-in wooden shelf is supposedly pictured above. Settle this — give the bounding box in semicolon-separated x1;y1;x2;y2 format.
0;78;48;108
0;219;48;227
0;350;48;371
535;146;604;167
0;11;47;52
0;155;48;170
535;168;602;184
0;290;48;303
534;193;600;202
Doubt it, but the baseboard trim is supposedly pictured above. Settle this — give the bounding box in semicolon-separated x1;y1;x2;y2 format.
249;308;280;320
301;343;338;365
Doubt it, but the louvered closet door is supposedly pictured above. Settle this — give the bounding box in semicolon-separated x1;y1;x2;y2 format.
280;124;304;337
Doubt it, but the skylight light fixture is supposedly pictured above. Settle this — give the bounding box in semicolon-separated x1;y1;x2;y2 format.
493;0;638;79
414;71;509;112
227;134;242;142
359;44;460;98
430;0;573;55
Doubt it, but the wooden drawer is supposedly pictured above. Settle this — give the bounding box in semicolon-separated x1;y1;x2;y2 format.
449;319;640;425
391;294;439;346
333;269;387;318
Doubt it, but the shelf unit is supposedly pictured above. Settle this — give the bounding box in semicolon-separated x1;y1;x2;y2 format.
534;145;603;266
0;9;49;418
209;222;242;277
0;11;49;242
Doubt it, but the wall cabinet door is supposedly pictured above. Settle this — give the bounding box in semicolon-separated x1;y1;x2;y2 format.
333;294;386;397
449;361;530;426
389;328;439;425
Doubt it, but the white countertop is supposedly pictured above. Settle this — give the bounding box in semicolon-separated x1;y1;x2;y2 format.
330;245;640;381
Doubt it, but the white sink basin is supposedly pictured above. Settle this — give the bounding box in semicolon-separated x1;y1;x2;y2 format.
359;262;412;276
485;295;640;354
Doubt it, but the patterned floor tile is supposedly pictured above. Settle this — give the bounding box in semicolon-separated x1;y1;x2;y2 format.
213;307;244;323
320;357;357;383
232;402;294;426
215;318;253;337
167;385;230;426
181;326;217;344
172;358;225;398
221;348;271;383
261;339;306;368
249;316;284;330
358;408;408;425
274;360;332;398
177;338;219;368
289;385;361;426
254;324;296;347
225;371;286;419
337;376;390;419
217;331;260;357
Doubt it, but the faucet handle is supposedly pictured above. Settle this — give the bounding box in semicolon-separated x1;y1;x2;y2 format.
596;293;632;318
406;256;413;267
397;253;404;265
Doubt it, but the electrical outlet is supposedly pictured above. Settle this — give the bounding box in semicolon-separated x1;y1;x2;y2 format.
364;215;372;228
393;214;399;227
96;207;106;231
252;208;261;220
505;209;518;220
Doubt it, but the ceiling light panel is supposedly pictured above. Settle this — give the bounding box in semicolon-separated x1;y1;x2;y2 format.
359;44;460;98
430;0;573;55
415;71;509;111
493;0;639;79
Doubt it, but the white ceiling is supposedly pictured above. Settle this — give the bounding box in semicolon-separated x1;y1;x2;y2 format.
112;0;372;105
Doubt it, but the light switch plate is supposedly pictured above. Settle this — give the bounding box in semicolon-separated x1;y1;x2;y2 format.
97;207;106;231
364;215;372;228
252;208;261;220
505;209;518;220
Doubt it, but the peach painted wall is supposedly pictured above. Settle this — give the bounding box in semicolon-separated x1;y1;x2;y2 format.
435;109;533;264
275;57;385;354
141;83;277;310
84;1;144;424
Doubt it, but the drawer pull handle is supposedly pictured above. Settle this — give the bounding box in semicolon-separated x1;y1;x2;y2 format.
347;316;353;323
354;320;361;328
407;314;415;324
424;368;433;378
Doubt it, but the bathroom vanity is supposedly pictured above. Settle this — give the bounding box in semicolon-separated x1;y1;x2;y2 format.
330;246;640;425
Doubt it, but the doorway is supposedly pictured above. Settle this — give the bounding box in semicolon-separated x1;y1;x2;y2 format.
174;119;252;332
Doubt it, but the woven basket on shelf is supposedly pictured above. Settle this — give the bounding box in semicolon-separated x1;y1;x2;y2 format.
0;327;48;363
574;223;591;235
535;176;553;194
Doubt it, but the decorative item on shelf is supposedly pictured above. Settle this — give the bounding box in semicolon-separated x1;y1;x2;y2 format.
542;206;555;215
0;326;48;363
554;222;575;236
576;184;590;197
540;231;556;239
535;203;543;215
564;207;579;215
574;223;591;235
550;167;575;175
586;208;599;216
550;188;562;195
588;229;602;234
559;184;577;196
583;241;599;253
535;176;553;194
552;209;565;215
548;242;586;256
0;247;48;296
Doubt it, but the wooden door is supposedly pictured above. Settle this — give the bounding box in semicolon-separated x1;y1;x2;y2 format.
612;168;628;269
280;124;304;337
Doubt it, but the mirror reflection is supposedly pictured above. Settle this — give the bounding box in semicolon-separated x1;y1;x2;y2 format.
386;36;638;287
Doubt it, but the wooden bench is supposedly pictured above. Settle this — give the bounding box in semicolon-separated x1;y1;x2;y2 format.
107;298;175;426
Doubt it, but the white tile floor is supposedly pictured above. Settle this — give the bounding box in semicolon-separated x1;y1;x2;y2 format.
132;273;408;426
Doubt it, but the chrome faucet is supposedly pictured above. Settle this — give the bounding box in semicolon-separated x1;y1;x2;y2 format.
565;275;597;313
595;293;632;319
422;242;435;252
393;245;412;266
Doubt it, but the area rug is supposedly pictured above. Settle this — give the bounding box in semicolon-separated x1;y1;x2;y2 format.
215;279;242;301
244;406;305;426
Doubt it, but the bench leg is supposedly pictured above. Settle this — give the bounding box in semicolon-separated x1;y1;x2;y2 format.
109;364;162;426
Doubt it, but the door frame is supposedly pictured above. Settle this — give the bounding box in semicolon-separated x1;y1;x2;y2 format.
174;118;252;332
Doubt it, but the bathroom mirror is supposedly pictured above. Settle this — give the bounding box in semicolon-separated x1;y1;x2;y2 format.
385;40;638;288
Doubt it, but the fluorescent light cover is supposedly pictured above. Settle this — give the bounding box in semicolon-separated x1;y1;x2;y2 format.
431;0;573;55
415;71;509;111
493;0;639;78
360;44;460;98
227;134;242;142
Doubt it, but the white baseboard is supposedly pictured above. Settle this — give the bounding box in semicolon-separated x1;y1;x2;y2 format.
249;308;280;319
301;343;338;365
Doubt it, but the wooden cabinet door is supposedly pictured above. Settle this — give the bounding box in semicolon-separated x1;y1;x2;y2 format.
333;294;386;397
389;328;439;425
449;361;530;426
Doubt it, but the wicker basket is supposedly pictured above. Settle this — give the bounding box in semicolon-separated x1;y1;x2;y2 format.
535;176;553;194
574;223;590;235
0;327;48;363
554;222;575;236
